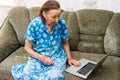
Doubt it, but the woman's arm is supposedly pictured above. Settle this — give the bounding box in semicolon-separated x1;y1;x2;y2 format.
62;40;80;66
24;40;53;65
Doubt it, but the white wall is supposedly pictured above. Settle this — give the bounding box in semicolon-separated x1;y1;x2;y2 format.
97;0;120;12
24;0;98;11
24;0;120;12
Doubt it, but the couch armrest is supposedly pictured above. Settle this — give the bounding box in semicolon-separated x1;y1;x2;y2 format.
104;13;120;57
0;18;20;62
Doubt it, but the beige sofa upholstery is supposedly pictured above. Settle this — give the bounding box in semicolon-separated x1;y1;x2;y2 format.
0;7;120;80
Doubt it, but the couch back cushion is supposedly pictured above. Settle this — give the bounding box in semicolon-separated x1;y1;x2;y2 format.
76;9;114;54
61;11;80;50
8;7;30;46
29;7;40;21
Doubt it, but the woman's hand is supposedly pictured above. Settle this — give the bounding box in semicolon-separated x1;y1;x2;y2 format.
42;56;53;66
68;58;80;67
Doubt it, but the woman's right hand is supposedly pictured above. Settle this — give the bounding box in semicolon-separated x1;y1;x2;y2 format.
42;56;53;66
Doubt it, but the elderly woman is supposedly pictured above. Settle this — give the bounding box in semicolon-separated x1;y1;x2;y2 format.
11;0;80;80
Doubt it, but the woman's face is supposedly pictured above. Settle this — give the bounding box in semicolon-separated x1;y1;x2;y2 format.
43;8;61;26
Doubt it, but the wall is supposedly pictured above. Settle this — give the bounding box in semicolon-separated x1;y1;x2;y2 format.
25;0;120;12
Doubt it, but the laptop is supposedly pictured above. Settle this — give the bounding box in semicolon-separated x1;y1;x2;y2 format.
66;53;110;79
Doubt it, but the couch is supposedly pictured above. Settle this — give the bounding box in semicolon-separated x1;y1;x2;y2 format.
0;7;120;80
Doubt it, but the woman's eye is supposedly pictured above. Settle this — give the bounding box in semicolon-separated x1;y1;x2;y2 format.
52;15;60;19
52;16;56;18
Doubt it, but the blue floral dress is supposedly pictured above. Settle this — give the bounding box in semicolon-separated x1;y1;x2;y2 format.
11;17;69;80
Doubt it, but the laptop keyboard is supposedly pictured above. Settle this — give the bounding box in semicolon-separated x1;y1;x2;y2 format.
77;62;95;75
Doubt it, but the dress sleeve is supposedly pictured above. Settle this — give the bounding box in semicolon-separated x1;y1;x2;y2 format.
24;19;36;43
60;18;69;41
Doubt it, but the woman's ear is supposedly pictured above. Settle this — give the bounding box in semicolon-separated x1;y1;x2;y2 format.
42;11;46;17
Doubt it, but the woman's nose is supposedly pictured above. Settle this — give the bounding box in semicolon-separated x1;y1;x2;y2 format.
55;17;59;23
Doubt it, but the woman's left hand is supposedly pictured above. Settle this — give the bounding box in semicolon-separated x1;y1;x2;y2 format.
68;58;80;67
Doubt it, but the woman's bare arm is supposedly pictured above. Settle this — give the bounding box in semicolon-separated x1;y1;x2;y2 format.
62;40;80;66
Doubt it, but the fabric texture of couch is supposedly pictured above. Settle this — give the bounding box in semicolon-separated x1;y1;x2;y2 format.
0;7;120;80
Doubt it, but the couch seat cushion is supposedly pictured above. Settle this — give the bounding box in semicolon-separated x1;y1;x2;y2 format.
0;47;29;80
